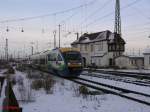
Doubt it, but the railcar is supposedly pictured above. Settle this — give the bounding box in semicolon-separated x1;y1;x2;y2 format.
30;47;83;77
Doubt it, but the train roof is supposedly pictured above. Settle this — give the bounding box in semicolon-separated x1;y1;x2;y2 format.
59;47;80;53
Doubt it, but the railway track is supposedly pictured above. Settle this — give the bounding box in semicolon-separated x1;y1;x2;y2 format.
68;77;150;106
81;73;150;87
83;68;150;80
29;67;150;106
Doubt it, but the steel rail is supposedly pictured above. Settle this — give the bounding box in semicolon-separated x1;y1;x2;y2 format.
67;77;150;106
28;66;150;106
76;77;150;97
83;68;150;80
81;73;150;87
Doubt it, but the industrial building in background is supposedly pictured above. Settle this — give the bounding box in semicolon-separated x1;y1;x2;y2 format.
71;30;125;67
71;0;125;67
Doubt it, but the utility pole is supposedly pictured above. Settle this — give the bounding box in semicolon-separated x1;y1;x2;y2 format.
13;50;16;60
18;51;20;60
112;0;122;65
36;41;39;53
138;49;141;56
114;0;121;36
58;24;61;48
30;42;34;55
53;30;56;48
31;46;33;55
75;32;79;40
5;38;8;61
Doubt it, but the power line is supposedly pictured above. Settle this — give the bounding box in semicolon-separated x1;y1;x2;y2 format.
130;6;150;20
124;21;150;28
80;0;112;24
0;0;97;23
82;0;142;29
58;9;82;25
58;0;98;33
59;0;98;25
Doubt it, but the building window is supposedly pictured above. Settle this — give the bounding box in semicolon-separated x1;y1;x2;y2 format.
85;44;87;51
101;41;103;50
131;60;134;65
80;45;83;51
109;45;111;51
113;45;115;51
91;45;93;52
98;44;101;51
117;45;119;50
98;42;103;51
74;45;77;48
111;45;113;51
99;59;101;66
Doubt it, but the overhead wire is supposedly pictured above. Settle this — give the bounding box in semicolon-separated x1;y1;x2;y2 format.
129;6;150;20
0;0;97;23
80;0;112;25
58;0;98;37
82;0;143;29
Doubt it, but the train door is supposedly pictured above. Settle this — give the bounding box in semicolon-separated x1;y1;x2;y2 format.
109;58;113;66
82;57;86;67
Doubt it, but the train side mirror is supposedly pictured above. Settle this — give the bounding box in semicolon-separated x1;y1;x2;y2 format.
54;58;57;61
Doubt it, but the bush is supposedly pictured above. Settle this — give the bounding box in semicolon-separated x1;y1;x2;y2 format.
44;77;55;94
16;64;26;72
27;72;43;79
11;77;17;85
3;67;15;74
8;67;15;74
31;77;55;94
79;85;89;95
31;79;44;90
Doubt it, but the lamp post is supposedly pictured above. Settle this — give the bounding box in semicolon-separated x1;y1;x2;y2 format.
58;24;61;48
30;42;34;55
53;30;56;48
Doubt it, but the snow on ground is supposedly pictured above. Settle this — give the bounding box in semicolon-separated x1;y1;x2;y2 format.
80;74;150;95
12;69;150;112
0;69;7;76
0;79;7;112
97;69;150;73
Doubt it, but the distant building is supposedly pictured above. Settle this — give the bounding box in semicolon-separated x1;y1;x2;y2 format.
115;55;144;69
143;49;150;69
71;30;125;67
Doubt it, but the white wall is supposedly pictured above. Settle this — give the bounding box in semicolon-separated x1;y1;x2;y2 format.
115;56;130;69
144;55;150;69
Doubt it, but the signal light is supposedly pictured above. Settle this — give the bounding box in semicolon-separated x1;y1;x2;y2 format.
21;28;24;32
6;26;9;32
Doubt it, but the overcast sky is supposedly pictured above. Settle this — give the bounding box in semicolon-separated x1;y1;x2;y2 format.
0;0;150;57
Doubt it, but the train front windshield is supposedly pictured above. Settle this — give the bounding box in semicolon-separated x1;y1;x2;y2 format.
62;51;82;62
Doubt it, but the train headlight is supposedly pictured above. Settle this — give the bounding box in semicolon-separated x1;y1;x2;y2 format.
68;63;71;65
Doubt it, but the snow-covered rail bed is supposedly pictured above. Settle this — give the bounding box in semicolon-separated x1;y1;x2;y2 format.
12;68;150;112
81;72;150;87
80;75;150;96
76;75;150;106
83;69;150;80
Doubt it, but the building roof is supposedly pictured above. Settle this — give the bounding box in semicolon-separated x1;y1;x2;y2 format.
115;55;144;59
143;48;150;55
128;55;144;59
71;30;125;45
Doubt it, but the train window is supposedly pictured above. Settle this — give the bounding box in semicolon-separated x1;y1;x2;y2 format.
57;54;62;61
62;51;82;62
48;53;57;61
48;54;51;61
